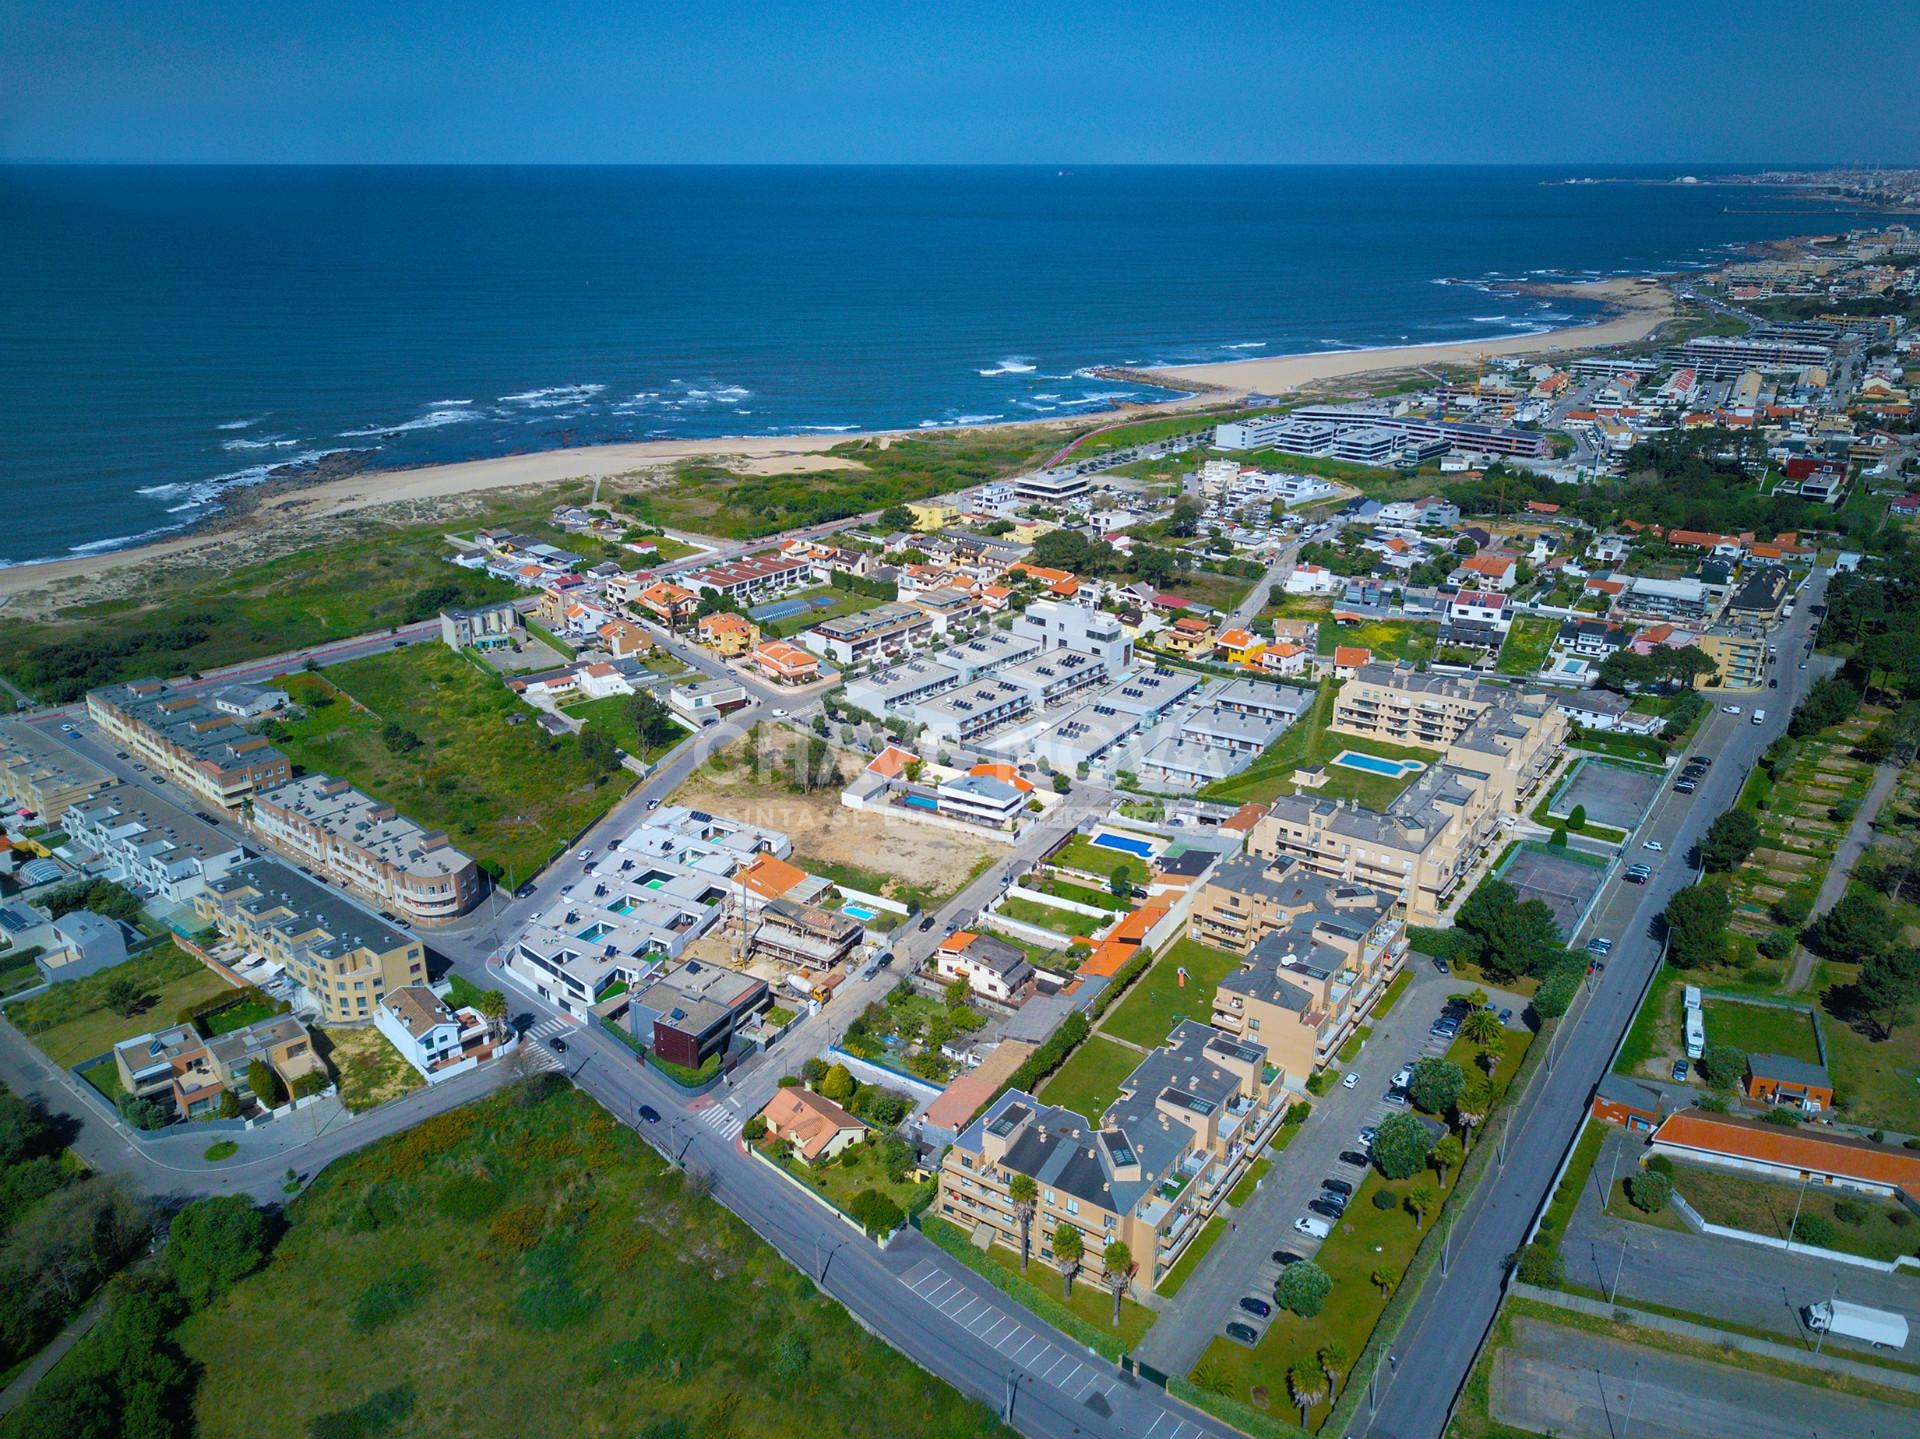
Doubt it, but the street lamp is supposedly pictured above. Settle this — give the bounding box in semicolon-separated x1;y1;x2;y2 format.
1620;1359;1642;1439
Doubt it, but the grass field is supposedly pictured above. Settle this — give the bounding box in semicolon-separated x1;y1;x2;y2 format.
1815;960;1920;1132
1700;998;1820;1064
273;646;636;880
312;1024;425;1113
176;1083;1006;1439
1098;938;1243;1049
1494;616;1559;677
1049;835;1156;886
1670;1163;1920;1264
12;943;235;1068
558;693;691;767
1199;681;1438;808
1038;1036;1144;1122
1315;618;1437;666
1159;1216;1228;1298
1155;569;1256;615
993;895;1107;939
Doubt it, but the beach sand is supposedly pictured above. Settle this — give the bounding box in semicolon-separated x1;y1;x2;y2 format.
0;277;1673;607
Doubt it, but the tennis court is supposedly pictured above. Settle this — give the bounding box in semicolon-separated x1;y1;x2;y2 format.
749;595;837;623
1495;842;1610;938
1546;757;1663;832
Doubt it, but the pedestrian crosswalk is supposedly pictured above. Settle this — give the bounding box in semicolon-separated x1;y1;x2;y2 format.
696;1103;745;1139
522;1044;564;1074
529;1017;570;1041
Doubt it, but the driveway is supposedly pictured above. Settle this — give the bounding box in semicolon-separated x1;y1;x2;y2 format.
1135;959;1474;1370
1491;1315;1899;1439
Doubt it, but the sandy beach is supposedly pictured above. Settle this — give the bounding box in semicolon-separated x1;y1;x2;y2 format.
1138;276;1673;396
0;277;1672;607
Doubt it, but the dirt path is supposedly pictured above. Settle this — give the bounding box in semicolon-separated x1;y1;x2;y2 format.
1786;760;1901;992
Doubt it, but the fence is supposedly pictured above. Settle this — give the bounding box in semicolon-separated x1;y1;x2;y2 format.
1667;1188;1920;1275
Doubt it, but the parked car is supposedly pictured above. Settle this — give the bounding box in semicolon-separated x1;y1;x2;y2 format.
1498;1008;1513;1025
1643;840;1664;852
1238;1296;1273;1319
919;916;937;931
638;1104;661;1123
1271;1250;1304;1267
1674;779;1697;794
1691;756;1712;768
1723;705;1742;715
1768;678;1779;688
1323;1177;1355;1198
1293;1215;1332;1239
1586;937;1613;956
1670;1060;1689;1082
1310;1195;1347;1219
1625;864;1650;884
1383;1088;1409;1108
1391;1066;1414;1088
1341;1071;1360;1090
1358;1126;1378;1149
1431;955;1451;975
1226;1321;1260;1345
1338;1151;1370;1169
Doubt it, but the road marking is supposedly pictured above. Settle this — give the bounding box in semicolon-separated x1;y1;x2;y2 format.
1145;1414;1174;1439
698;1106;744;1139
948;1296;976;1321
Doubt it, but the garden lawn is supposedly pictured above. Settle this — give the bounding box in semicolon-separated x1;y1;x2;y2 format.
176;1084;1007;1439
201;996;282;1036
1494;616;1559;677
756;1137;933;1220
1039;1036;1145;1122
1671;1163;1920;1264
1572;731;1668;766
12;944;235;1068
559;693;691;767
993;896;1105;939
1700;999;1820;1065
921;1215;1156;1358
1814;960;1920;1132
272;645;637;881
1159;1216;1228;1298
1227;1158;1272;1208
1100;938;1244;1049
1050;835;1155;886
1035;877;1133;912
1199;682;1438;808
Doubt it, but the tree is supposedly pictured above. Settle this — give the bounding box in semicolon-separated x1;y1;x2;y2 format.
847;1189;903;1238
98;974;145;1019
1699;808;1763;872
1409;1057;1464;1116
741;1114;768;1143
1453;880;1562;984
1626;1170;1672;1213
1697;1043;1747;1091
1455;1076;1493;1148
1857;947;1920;1039
1164;497;1205;539
1275;1259;1332;1317
1370;1265;1396;1299
1511;1241;1564;1288
626;692;682;750
578;725;621;773
167;1196;274;1309
1806;891;1898;960
1665;883;1732;969
1007;1174;1039;1272
116;1093;167;1132
819;1063;856;1104
1431;1133;1465;1185
1287;1360;1328;1426
246;1058;285;1108
1108;862;1135;899
476;988;508;1038
1566;804;1587;832
1103;1240;1136;1323
1460;1008;1503;1048
1792;1213;1835;1248
1372;1112;1435;1180
1319;1341;1350;1392
876;504;916;533
1405;1182;1438;1229
1051;1223;1084;1299
944;976;972;1008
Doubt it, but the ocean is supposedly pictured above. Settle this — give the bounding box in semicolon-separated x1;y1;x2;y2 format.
0;164;1874;566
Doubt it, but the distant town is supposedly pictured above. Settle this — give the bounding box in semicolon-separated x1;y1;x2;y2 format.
2;219;1919;1439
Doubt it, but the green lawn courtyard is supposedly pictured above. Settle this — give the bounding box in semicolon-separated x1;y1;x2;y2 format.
1699;998;1821;1064
1200;681;1439;808
1099;938;1244;1049
1038;1035;1144;1122
1495;616;1559;677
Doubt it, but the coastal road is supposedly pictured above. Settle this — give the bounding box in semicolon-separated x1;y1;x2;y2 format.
1354;571;1830;1439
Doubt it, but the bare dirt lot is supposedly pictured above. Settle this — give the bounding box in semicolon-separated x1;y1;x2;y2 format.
670;733;999;906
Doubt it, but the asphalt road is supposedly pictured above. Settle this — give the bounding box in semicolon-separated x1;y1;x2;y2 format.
1356;570;1831;1439
1490;1314;1899;1439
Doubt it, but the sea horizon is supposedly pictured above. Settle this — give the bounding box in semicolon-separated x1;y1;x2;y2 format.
1;162;1899;566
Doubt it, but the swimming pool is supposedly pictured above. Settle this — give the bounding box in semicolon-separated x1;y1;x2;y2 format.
1332;750;1425;779
842;902;880;923
1091;832;1155;859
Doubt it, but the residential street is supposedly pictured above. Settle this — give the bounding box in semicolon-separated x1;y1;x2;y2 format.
1356;570;1831;1439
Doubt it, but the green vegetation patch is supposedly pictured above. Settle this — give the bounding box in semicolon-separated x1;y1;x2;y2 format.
1494;616;1559;677
12;942;234;1068
1099;938;1244;1049
1158;1215;1229;1298
1701;998;1820;1065
1037;1035;1145;1122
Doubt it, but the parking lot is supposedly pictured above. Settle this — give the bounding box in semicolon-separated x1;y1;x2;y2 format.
1496;841;1612;939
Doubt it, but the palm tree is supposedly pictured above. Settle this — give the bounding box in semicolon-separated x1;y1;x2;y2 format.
1318;1342;1350;1394
1406;1182;1438;1230
1462;987;1490;1011
1461;1007;1503;1047
1456;1076;1493;1149
1287;1360;1328;1426
1431;1133;1465;1186
476;988;509;1042
1103;1240;1136;1325
1476;1047;1500;1077
1007;1174;1039;1272
1052;1223;1084;1300
1370;1265;1396;1299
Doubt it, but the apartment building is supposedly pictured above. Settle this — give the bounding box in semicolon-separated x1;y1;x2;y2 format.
684;552;814;603
193;859;428;1025
510;866;729;1018
251;774;482;924
1249;666;1567;922
87;680;292;810
1191;854;1405;1076
1009;597;1134;673
937;1020;1285;1291
61;783;246;905
1612;576;1718;625
913;677;1033;747
439;600;522;651
0;719;114;819
1693;628;1766;692
695;611;761;657
627;961;769;1070
805;601;933;665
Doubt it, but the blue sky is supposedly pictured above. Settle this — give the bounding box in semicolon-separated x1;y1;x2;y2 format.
2;1;1916;163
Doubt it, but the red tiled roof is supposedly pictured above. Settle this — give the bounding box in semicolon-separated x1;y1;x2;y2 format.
1652;1110;1920;1197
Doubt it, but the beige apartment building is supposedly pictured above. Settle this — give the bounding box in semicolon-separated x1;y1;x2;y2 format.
87;680;292;811
1189;854;1406;1077
937;1020;1287;1292
193;859;427;1024
0;718;114;819
251;773;483;924
1249;665;1567;923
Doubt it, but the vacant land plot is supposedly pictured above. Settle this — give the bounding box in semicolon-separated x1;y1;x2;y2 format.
177;1084;1002;1439
1671;1163;1920;1265
1495;842;1610;939
1038;1035;1145;1122
1316;618;1438;666
12;942;235;1068
1099;938;1244;1049
313;1023;424;1113
1701;998;1820;1064
1155;569;1256;615
1200;681;1437;808
558;693;691;767
1546;757;1664;833
1494;616;1559;676
994;895;1106;939
673;732;998;910
1816;958;1920;1133
274;647;635;880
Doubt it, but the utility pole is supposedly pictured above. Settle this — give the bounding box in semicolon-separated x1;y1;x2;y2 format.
1609;1236;1630;1305
1620;1359;1642;1439
1786;1178;1810;1256
1813;1280;1838;1355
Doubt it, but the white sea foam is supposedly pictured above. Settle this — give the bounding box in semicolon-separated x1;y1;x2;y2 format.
338;407;482;437
919;413;1004;428
977;357;1037;376
499;384;606;407
222;436;302;451
1222;341;1268;351
792;423;858;432
62;522;196;556
674;384;752;405
430;399;474;406
216;417;263;430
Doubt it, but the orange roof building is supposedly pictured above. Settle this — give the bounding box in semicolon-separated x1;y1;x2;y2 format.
750;639;820;684
967;762;1034;793
1332;645;1372;673
1077;903;1168;980
1649;1109;1920;1201
866;743;919;779
1221;802;1267;834
759;1087;867;1163
737;852;809;904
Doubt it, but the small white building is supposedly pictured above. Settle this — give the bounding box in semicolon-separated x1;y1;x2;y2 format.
934;931;1035;1003
375;984;497;1082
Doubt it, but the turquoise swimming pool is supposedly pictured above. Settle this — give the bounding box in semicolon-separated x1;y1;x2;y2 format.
1332;750;1425;779
842;902;879;923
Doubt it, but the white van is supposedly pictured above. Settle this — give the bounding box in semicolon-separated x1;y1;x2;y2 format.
1752;709;1766;725
1292;1215;1332;1240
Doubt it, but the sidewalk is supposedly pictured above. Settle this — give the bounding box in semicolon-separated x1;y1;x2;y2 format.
1786;758;1899;991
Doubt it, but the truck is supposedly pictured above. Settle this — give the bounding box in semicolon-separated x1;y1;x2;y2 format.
1805;1299;1909;1350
